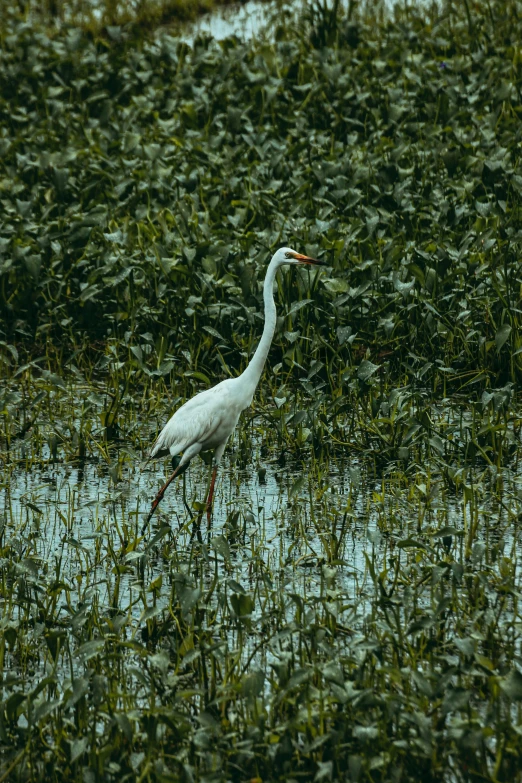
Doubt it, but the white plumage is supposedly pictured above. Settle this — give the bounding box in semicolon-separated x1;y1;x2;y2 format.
149;378;244;465
143;246;325;531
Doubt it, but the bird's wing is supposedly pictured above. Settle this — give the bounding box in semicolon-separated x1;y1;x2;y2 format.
149;380;235;459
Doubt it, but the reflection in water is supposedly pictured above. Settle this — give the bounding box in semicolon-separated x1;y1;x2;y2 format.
5;430;376;659
4;406;522;691
7;440;369;598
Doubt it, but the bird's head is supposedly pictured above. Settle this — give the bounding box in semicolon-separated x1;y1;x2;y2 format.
273;247;326;267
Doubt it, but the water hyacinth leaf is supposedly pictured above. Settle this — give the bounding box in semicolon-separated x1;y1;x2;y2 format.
397;538;427;550
151;651;170;673
412;670;432;697
228;578;246;595
202;256;217;276
290;475;306;497
353;725;379;741
104;229;125;245
476;200;492;217
287;299;313;317
349;466;361;487
242;669;264;699
230;592;254;618
203;325;224;341
115;713;134;741
177;585;202;618
67;677;89;706
185;371;211;384
34;699;61;724
357;359;380;381
322;662;344;685
211;535;230;562
495;323;511;352
434;526;463;538
123;131;141;152
76;640;104;661
308;359;324;379
500;670;522;701
156;359;175;376
24;254;41;279
284;330;300;343
314;761;333;782
337;325;352;345
393;272;415;295
288;668;311;689
429;435;444;454
323;278;349;294
70;737;88;764
139;605;162;622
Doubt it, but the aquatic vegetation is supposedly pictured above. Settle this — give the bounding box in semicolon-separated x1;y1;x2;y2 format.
2;0;522;780
3;0;264;33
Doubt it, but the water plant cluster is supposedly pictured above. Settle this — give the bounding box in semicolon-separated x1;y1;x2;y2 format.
2;0;522;780
6;0;245;33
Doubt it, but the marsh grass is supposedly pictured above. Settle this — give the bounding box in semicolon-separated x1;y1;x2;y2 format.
3;377;522;781
2;0;522;780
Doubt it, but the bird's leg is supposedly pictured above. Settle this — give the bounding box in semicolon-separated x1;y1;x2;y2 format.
206;465;218;526
182;471;192;516
142;462;185;534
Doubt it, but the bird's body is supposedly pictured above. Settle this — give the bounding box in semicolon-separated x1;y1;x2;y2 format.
143;246;325;531
149;377;245;464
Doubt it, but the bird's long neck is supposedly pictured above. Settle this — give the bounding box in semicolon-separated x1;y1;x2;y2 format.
240;258;278;403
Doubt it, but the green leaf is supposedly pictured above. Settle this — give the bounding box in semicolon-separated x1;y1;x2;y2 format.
242;670;264;698
495;323;511;352
287;299;313;317
323;278;349;295
76;639;104;661
123;131;141;153
397;538;427;550
230;592;254;618
500;670;522;700
228;579;246;595
70;737;88;763
177;585;201;618
211;535;230;562
353;725;379;741
115;713;133;741
357;359;380;381
290;475;306;497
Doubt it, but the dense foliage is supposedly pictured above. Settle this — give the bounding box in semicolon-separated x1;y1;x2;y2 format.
1;0;522;392
2;2;522;782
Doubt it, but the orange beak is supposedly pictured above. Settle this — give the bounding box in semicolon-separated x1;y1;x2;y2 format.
292;253;326;266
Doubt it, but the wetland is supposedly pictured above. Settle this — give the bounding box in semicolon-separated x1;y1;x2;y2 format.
2;0;522;780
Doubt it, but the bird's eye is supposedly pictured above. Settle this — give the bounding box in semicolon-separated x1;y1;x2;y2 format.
285;252;292;259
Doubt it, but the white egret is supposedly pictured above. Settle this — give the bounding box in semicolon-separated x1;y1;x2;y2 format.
143;247;325;532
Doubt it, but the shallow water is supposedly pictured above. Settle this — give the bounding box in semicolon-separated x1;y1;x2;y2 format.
6;432;371;608
3;376;522;703
5;412;522;634
181;0;440;43
3;392;522;783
